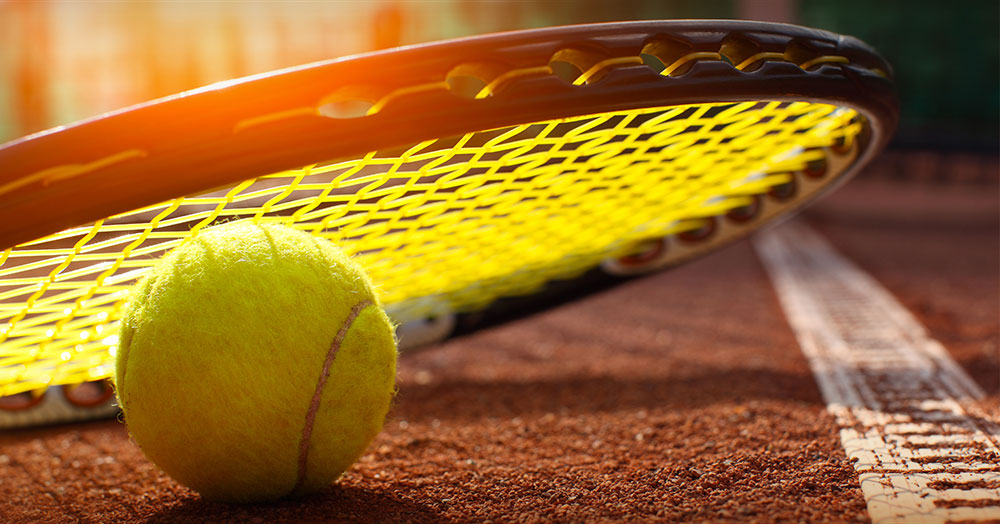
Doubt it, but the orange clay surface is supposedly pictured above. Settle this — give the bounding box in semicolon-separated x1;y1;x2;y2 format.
0;164;996;523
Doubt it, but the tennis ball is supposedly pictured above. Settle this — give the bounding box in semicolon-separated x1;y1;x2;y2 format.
114;222;397;503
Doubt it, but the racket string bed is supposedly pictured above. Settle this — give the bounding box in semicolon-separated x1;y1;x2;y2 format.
0;101;862;397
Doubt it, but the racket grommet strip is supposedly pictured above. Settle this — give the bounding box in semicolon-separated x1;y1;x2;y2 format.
0;389;47;411
616;238;669;268
677;218;718;244
830;136;854;156
725;195;763;224
767;177;799;202
62;380;116;408
803;158;828;179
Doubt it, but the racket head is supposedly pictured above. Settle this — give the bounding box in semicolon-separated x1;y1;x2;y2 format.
0;20;897;425
0;20;895;248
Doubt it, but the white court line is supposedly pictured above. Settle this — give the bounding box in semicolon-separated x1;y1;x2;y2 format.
755;221;1000;523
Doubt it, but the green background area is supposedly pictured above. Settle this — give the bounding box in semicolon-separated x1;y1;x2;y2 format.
438;0;999;151
800;0;999;150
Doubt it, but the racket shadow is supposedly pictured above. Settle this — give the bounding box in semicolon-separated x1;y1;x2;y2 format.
390;366;828;424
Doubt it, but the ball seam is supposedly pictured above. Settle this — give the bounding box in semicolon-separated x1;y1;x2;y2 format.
293;298;373;495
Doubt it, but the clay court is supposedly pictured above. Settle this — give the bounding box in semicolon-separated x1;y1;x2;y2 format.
1;2;998;523
1;155;997;522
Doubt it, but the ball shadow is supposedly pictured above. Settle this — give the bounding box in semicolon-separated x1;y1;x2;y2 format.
141;483;440;524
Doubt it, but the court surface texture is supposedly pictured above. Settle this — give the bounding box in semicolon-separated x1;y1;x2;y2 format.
1;162;997;523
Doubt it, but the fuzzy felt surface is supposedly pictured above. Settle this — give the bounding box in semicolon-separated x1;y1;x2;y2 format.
115;222;397;503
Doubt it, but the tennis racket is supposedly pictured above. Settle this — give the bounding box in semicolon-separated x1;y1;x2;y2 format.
0;20;897;429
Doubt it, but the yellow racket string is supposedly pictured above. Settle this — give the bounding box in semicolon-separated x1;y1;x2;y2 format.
0;101;863;396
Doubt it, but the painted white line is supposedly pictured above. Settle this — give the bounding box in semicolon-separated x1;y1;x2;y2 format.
755;221;1000;523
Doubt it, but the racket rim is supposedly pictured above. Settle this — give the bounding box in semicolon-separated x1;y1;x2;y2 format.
0;19;896;250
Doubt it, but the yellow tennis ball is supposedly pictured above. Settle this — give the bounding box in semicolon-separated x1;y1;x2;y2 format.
113;222;397;503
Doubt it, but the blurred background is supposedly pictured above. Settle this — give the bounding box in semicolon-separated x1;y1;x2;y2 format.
1;0;997;174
